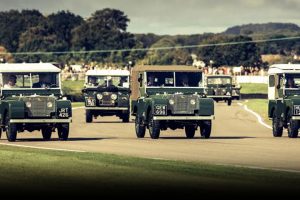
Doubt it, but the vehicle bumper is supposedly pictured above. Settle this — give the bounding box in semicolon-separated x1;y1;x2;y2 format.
292;116;300;120
153;116;214;120
10;118;72;123
85;107;128;111
207;95;231;99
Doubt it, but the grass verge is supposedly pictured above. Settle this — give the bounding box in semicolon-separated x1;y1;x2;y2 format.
243;99;269;124
0;144;299;197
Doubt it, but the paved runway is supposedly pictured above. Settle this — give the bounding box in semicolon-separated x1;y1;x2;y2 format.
1;102;300;171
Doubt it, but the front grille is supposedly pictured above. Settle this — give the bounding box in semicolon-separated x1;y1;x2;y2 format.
23;97;56;117
169;95;197;114
100;92;115;106
215;88;225;95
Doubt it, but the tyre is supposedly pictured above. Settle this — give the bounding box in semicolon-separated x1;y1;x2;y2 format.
42;127;52;141
135;116;146;138
148;113;160;139
86;110;93;123
185;125;196;138
5;116;17;142
122;113;130;123
227;99;232;106
58;123;69;141
200;120;212;139
272;112;283;137
287;116;299;138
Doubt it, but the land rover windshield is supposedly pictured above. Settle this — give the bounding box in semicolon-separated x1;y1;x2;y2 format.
1;73;59;89
86;75;129;88
146;72;202;87
207;77;232;85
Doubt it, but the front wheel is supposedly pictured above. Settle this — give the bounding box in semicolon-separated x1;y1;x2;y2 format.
86;110;93;123
272;112;283;137
185;125;195;139
227;99;232;106
287;117;299;138
135;116;146;138
6;123;17;142
58;123;69;141
122;113;130;123
148;113;160;139
200;120;212;139
42;127;52;141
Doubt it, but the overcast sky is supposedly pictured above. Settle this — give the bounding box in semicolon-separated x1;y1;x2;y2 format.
0;0;299;35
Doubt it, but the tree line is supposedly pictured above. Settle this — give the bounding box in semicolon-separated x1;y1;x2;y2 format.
0;9;299;67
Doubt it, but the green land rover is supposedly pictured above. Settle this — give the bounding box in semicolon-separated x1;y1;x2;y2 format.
131;65;214;139
206;75;233;106
0;63;72;142
268;64;300;138
82;69;131;123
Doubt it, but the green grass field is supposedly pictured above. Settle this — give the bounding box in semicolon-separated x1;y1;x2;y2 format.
240;83;268;94
62;80;84;95
0;145;299;197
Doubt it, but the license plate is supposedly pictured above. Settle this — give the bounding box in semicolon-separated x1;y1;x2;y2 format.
294;105;300;115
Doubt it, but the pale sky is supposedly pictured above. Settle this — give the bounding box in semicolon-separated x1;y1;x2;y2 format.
0;0;299;35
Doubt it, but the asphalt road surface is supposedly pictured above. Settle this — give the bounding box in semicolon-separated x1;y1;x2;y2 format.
1;102;300;172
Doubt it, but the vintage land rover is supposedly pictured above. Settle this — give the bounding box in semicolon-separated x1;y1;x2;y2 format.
0;63;72;142
83;69;131;123
131;65;214;139
206;75;233;106
268;64;300;138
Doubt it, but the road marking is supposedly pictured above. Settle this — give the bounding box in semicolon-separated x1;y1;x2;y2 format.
238;102;272;129
72;106;84;110
216;163;300;173
0;142;86;153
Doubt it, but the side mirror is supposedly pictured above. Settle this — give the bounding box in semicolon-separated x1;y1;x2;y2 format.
82;88;86;93
276;85;280;90
138;78;142;82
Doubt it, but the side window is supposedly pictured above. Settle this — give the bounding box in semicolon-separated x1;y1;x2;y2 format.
269;75;275;87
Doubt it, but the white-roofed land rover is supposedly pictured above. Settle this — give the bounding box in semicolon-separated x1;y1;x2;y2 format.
0;63;72;142
268;64;300;138
82;69;131;123
131;65;214;139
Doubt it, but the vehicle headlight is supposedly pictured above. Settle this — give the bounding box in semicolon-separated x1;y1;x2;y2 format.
169;99;175;105
190;99;196;105
26;102;31;108
111;94;117;100
226;92;231;96
47;102;53;108
222;89;226;93
97;94;103;100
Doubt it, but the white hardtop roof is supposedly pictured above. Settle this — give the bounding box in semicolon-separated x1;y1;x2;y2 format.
0;63;61;73
86;69;130;76
268;64;300;74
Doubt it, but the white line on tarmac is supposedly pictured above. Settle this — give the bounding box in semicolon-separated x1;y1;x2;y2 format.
0;142;86;153
237;102;272;129
72;106;84;110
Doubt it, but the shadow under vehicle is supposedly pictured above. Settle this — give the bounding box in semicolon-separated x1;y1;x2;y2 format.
131;65;214;139
82;69;131;123
0;63;72;142
268;64;300;138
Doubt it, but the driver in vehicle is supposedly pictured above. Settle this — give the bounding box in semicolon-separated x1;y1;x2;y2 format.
286;77;296;88
3;75;17;89
32;74;53;88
